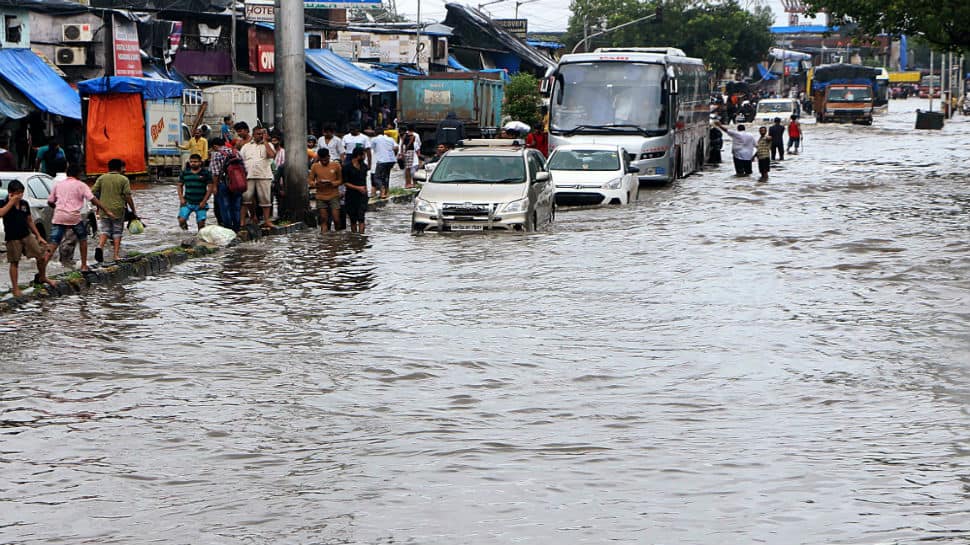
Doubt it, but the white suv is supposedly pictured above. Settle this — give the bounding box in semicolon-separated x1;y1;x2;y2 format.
411;140;555;233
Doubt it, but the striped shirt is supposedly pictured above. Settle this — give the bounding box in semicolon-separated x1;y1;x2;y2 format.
756;136;772;159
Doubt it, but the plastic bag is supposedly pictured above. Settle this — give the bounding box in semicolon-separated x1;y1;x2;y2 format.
128;218;145;235
197;225;237;247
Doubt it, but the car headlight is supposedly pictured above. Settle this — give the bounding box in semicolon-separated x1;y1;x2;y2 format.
414;198;437;214
500;198;528;214
603;177;623;189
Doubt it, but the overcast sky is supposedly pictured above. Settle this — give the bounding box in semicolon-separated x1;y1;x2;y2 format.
390;0;825;33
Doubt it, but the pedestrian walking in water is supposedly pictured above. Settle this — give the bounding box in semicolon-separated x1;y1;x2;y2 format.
1;180;54;296
370;126;398;199
210;138;245;232
756;126;772;182
714;120;755;176
308;148;342;233
92;158;137;263
342;147;369;233
47;164;115;272
239;126;276;228
35;139;67;176
768;117;785;160
787;115;802;154
399;125;421;188
177;154;214;232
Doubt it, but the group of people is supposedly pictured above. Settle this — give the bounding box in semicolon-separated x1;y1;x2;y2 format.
714;115;802;182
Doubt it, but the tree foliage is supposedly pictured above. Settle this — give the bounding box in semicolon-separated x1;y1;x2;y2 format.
564;0;775;75
803;0;970;51
504;73;543;129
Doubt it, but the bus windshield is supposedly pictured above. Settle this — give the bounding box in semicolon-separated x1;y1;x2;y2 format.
551;62;667;135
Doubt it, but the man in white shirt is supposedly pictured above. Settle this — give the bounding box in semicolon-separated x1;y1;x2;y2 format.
320;125;344;164
239;126;277;227
342;124;371;169
714;120;756;176
370;127;399;199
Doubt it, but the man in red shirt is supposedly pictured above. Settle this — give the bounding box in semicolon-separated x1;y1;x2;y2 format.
787;115;802;155
525;126;548;157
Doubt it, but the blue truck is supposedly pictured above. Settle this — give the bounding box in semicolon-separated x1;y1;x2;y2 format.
397;72;505;153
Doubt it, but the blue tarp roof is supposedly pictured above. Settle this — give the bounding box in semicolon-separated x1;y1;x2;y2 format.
757;64;778;80
305;48;397;93
77;76;184;100
0;49;81;119
448;55;471;71
527;40;564;50
366;67;400;86
770;25;840;34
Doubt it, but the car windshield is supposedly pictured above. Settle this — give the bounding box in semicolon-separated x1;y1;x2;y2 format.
548;149;620;171
551;62;667;133
828;87;872;102
429;155;526;183
27;177;51;200
758;102;794;113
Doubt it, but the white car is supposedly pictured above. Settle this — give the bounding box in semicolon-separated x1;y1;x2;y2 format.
0;172;55;243
547;144;640;206
756;98;801;123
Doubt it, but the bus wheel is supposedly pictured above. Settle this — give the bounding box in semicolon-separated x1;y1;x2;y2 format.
675;148;684;180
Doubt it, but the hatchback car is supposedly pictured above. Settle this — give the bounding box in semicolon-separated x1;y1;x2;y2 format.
0;172;54;243
547;144;640;206
411;140;555;233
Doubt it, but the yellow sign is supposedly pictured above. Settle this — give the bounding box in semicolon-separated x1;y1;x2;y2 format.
889;71;921;83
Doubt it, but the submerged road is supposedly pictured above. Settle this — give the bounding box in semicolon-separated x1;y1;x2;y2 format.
2;98;969;544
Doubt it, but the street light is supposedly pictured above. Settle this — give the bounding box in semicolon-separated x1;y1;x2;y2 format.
514;0;540;19
571;4;663;54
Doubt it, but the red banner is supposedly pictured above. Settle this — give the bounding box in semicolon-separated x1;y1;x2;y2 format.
113;16;142;77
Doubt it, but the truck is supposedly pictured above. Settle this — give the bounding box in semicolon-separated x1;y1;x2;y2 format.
811;63;881;125
183;84;260;137
397;73;505;154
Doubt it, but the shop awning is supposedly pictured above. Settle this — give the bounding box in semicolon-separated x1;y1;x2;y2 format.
0;79;33;122
78;76;184;100
305;49;397;93
0;49;81;119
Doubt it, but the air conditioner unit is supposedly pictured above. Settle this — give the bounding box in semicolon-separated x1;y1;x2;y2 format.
62;23;94;42
55;47;88;66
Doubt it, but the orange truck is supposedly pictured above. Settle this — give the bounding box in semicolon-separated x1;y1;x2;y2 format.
811;64;879;125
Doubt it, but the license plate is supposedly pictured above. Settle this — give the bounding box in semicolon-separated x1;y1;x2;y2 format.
450;224;484;231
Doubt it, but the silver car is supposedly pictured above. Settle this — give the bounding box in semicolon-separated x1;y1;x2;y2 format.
411;141;555;233
0;172;55;243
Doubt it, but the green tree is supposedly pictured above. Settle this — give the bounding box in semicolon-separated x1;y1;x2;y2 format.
504;73;543;129
564;0;775;76
803;0;970;51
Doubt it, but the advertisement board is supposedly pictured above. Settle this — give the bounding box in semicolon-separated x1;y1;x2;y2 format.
112;15;143;76
494;19;528;39
145;99;182;157
256;44;275;72
245;0;275;22
306;0;382;9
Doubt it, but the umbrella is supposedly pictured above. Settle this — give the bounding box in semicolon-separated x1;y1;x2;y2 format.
503;121;531;134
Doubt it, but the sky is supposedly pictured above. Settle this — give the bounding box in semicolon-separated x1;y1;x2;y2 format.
390;0;825;33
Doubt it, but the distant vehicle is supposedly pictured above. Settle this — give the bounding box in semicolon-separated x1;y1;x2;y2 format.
756;98;801;123
398;73;505;154
546;144;639;206
919;75;941;99
812;64;879;125
0;172;54;243
546;47;710;183
410;139;555;233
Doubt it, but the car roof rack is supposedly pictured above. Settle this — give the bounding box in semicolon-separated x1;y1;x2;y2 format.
457;138;523;148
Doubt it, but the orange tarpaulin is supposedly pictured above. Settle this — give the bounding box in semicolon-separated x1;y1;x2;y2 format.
85;93;146;175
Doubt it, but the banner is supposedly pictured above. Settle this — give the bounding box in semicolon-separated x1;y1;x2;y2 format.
112;15;142;77
306;0;382;9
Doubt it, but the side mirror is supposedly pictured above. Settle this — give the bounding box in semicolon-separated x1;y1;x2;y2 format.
628;165;640;174
534;172;550;183
540;78;551;95
413;170;428;182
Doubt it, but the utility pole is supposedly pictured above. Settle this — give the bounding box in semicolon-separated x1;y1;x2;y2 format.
273;0;284;131
279;0;309;221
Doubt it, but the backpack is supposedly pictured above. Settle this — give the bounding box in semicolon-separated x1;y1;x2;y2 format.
223;151;247;194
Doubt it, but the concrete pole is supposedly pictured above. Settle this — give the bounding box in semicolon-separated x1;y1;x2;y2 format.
274;0;285;131
279;0;309;221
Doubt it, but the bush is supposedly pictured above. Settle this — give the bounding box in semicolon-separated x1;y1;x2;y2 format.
504;73;542;130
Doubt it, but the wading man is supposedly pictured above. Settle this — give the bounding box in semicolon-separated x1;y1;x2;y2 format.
714;120;755;176
177;154;214;232
47;164;115;272
91;158;137;263
308;148;342;233
0;180;54;296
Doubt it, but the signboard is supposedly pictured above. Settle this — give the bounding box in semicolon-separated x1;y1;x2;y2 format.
112;15;142;77
495;19;528;39
256;44;275;72
305;0;382;9
245;0;275;22
145;99;182;157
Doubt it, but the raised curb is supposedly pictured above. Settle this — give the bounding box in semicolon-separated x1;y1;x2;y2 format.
0;221;307;314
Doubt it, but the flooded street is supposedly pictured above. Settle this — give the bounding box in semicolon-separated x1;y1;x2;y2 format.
2;98;970;544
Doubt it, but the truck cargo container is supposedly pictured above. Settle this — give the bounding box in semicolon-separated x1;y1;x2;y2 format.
398;73;505;153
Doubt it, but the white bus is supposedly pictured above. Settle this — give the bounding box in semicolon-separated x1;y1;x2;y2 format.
546;47;709;183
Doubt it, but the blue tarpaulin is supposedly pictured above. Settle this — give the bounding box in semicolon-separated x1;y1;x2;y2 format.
448;55;471;72
770;25;840;34
366;68;400;86
0;80;32;122
305;49;397;93
527;40;564;50
77;76;184;100
757;64;778;81
0;49;81;119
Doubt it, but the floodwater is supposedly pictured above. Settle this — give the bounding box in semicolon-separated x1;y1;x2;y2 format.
2;99;969;544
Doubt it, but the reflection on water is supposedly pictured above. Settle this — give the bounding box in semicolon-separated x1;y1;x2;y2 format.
1;99;970;544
